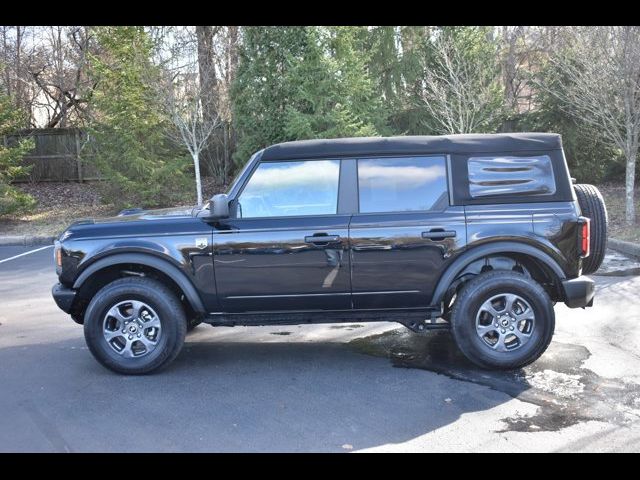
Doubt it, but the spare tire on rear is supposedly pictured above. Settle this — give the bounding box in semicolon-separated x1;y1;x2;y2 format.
574;183;608;274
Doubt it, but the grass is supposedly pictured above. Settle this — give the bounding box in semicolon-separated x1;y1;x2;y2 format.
0;183;118;237
597;183;640;244
0;178;228;238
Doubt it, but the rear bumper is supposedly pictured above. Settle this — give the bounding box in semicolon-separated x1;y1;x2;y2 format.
52;283;76;314
562;276;595;308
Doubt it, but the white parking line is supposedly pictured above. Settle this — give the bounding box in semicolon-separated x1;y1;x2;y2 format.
0;245;54;265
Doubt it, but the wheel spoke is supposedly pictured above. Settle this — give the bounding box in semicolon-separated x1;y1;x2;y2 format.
514;308;534;322
104;329;123;342
142;317;161;330
504;294;518;314
493;334;508;352
479;299;500;318
512;326;532;340
120;338;135;358
139;336;157;351
106;305;128;323
476;323;497;336
129;301;145;320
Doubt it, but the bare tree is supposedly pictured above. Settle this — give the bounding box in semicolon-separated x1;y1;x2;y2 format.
1;26;97;128
154;27;221;206
28;26;97;128
417;32;504;134
544;26;640;225
151;26;239;186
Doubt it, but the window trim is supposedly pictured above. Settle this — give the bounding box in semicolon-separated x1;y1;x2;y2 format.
450;149;571;206
234;158;344;220
354;154;451;216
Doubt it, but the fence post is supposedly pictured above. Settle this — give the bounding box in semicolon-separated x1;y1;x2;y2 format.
75;129;83;183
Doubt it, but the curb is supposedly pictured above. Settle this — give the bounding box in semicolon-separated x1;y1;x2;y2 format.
608;238;640;259
0;235;56;247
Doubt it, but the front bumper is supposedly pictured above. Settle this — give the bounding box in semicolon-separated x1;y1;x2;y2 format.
562;276;595;308
52;283;77;314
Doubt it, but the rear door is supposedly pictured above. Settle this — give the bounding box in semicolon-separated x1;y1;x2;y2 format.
349;155;466;309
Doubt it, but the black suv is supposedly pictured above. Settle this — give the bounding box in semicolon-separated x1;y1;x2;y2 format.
52;133;607;374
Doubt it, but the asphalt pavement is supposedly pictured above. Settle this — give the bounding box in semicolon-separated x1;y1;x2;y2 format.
1;244;640;452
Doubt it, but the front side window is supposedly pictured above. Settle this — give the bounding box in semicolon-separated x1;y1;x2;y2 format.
357;156;448;213
238;160;340;218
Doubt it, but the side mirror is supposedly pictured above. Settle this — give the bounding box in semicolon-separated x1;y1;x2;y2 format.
203;193;230;221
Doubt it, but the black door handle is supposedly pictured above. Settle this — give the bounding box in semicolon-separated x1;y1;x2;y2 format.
422;229;457;240
305;234;341;244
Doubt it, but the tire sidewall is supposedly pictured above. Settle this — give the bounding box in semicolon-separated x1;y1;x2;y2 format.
84;279;185;374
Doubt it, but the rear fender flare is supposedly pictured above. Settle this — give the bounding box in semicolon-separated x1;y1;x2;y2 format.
431;241;566;309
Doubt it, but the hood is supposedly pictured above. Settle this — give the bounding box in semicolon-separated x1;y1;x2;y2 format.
74;205;199;226
59;205;203;242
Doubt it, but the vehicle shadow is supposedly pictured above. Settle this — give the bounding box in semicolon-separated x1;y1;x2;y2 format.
0;329;528;452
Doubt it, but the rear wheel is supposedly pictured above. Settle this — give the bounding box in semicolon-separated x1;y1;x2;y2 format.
83;277;187;375
574;183;608;274
450;271;555;370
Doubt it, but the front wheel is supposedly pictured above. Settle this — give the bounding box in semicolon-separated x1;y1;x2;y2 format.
83;277;187;375
450;271;555;370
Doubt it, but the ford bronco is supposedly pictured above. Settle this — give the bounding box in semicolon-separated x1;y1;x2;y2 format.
51;133;607;374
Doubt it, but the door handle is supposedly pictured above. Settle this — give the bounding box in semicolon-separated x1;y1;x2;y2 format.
305;234;341;244
422;229;457;240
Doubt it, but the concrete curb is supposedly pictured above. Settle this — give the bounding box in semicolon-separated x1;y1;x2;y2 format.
608;238;640;259
0;235;56;247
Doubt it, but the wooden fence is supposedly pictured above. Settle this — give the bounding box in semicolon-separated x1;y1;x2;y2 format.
4;128;100;182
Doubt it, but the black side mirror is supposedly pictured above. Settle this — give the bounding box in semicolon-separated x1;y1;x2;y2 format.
202;193;230;221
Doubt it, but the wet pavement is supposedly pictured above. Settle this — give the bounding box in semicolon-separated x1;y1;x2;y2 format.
1;245;639;452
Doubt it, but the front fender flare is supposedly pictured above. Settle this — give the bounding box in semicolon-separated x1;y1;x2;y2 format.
430;241;567;309
72;252;206;314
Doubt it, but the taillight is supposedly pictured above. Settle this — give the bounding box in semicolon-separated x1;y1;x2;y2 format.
580;218;590;258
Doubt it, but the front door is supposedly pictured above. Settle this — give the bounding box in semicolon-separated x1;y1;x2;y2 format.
349;155;466;309
213;159;351;312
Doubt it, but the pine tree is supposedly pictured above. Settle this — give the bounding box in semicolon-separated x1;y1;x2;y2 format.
232;27;386;167
88;26;191;209
0;93;35;216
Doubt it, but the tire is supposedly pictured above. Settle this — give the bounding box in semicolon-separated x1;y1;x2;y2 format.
574;183;608;274
450;271;555;370
83;277;187;375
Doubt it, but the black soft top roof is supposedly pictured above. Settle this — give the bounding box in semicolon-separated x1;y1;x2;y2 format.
260;133;562;160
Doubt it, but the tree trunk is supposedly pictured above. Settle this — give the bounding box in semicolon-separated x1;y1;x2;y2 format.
625;145;637;225
196;26;218;182
193;152;203;206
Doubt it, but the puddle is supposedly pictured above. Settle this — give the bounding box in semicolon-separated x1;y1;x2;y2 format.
330;324;365;330
270;331;292;336
349;328;640;432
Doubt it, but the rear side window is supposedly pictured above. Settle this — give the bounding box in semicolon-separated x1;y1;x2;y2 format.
468;155;556;198
357;156;448;213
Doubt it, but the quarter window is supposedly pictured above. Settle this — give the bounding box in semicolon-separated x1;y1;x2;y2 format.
468;155;556;198
357;156;448;213
238;160;340;218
